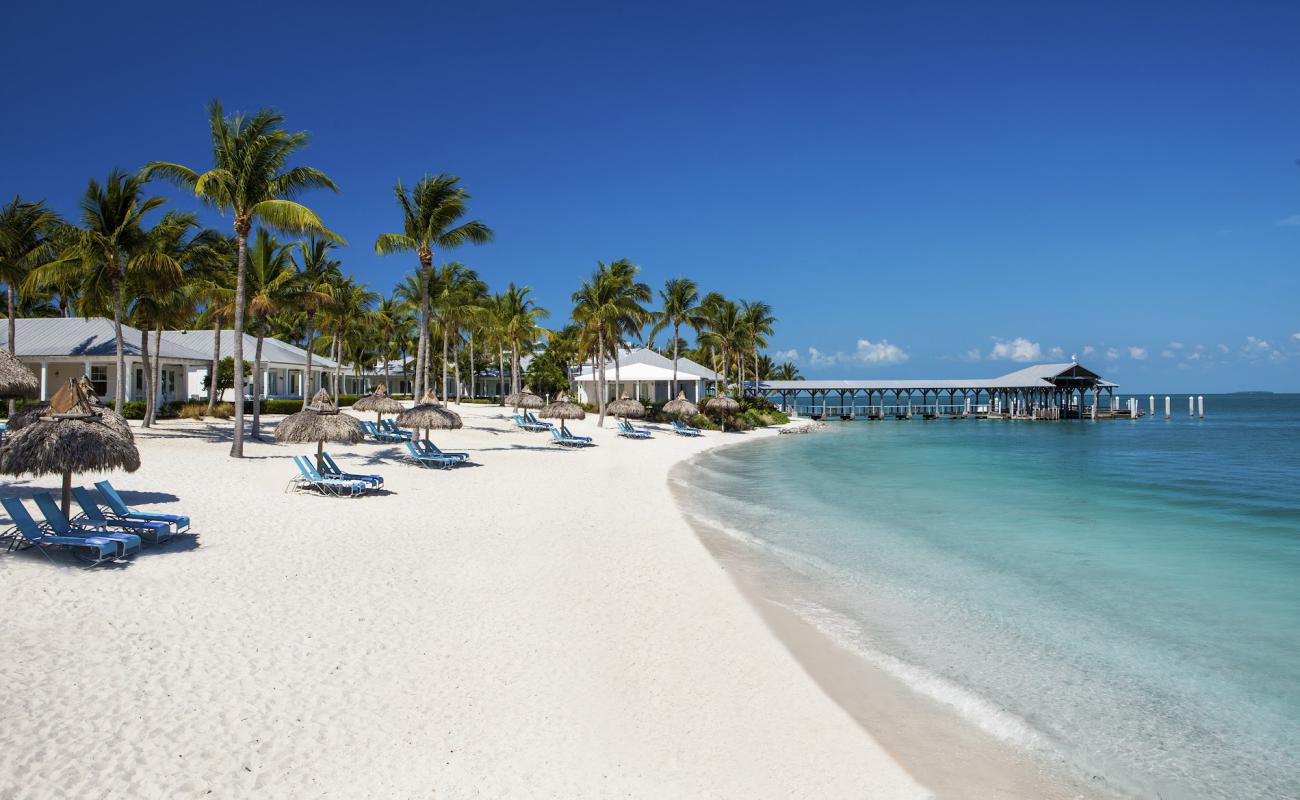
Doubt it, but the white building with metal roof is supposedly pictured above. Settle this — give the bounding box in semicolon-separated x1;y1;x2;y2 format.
572;348;723;404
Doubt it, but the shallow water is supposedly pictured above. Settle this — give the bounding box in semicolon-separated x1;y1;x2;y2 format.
675;395;1300;799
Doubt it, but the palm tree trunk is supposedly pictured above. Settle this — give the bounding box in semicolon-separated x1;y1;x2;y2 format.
671;322;680;398
419;265;431;400
229;228;250;458
441;326;450;403
251;328;265;439
454;343;463;404
468;332;475;400
597;338;606;426
302;314;315;408
497;344;505;405
112;275;127;412
151;326;163;425
140;328;153;428
401;343;409;397
206;318;221;415
614;344;621;403
511;339;521;397
7;284;16;416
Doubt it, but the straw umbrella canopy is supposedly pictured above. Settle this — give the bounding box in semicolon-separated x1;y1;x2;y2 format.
538;394;586;436
0;378;140;515
504;385;544;411
662;390;699;419
351;384;406;423
8;375;131;439
606;394;645;421
0;350;38;400
705;395;740;432
274;389;364;469
396;390;463;440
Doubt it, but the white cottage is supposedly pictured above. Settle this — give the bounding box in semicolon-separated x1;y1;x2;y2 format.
572;348;721;404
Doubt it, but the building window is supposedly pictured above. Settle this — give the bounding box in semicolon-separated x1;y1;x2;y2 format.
90;366;108;397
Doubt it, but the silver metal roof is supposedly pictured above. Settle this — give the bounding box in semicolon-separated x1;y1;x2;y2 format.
2;317;211;361
160;329;340;370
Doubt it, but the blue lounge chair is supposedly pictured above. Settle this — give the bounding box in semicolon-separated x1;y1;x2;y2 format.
93;481;190;533
526;412;555;430
290;455;368;496
559;424;591;443
361;420;403;443
33;494;141;558
512;415;547;432
379;419;413;440
403;440;460;469
2;497;118;565
71;487;173;546
618;420;652;439
550;427;594;447
672;420;703;437
418;440;469;462
320;452;384;489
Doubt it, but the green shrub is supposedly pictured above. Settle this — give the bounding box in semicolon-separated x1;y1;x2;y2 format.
111;400;148;420
178;402;233;419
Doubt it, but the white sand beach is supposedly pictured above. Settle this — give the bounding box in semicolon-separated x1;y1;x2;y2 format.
0;403;929;799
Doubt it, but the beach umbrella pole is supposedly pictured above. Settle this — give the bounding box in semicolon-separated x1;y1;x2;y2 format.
317;440;325;471
62;470;72;518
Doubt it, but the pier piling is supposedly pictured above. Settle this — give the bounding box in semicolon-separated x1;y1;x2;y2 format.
1198;395;1204;418
1188;396;1194;417
1149;395;1155;416
1165;396;1170;418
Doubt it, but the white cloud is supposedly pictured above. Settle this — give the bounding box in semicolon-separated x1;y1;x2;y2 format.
989;337;1043;362
1218;343;1230;353
1186;352;1201;361
1277;214;1300;227
852;339;908;365
1293;333;1300;341
961;348;982;362
1128;347;1148;360
772;348;799;362
1168;341;1184;350
1160;349;1176;359
1048;346;1065;359
1082;345;1096;357
1246;336;1271;352
1105;348;1120;360
807;347;836;367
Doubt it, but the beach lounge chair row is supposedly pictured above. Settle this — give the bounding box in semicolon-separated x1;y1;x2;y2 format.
512;412;554;432
404;439;470;469
618;420;652;439
672;420;703;437
361;420;411;443
3;482;189;565
290;455;380;497
550;427;594;447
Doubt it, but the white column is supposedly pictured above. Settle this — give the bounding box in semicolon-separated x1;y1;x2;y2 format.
124;361;134;401
39;361;48;399
82;358;91;379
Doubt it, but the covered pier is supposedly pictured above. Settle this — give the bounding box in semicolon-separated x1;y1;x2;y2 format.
756;362;1121;421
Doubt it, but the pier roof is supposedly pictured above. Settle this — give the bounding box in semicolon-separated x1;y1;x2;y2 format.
757;362;1116;392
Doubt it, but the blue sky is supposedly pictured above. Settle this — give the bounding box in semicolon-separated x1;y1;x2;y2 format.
2;1;1297;391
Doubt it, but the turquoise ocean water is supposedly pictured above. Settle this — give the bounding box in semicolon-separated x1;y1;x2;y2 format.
674;395;1299;799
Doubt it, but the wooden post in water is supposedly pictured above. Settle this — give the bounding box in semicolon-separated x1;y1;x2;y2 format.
1198;395;1204;418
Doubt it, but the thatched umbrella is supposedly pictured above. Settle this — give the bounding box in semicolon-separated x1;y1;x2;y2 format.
0;378;140;516
539;395;586;437
607;394;646;421
705;395;740;432
662;390;699;419
274;389;364;469
351;384;405;423
0;350;38;400
397;390;463;440
504;385;544;411
8;375;131;439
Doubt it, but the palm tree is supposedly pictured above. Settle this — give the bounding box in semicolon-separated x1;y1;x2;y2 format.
499;284;549;400
698;297;744;397
292;235;340;406
371;295;407;392
142;99;341;457
322;277;378;397
740;300;777;397
771;361;802;381
188;235;236;415
374;175;493;404
244;229;298;437
431;262;486;403
0;196;60;412
648;277;701;398
571;260;650;425
128;212;221;426
28;170;168;410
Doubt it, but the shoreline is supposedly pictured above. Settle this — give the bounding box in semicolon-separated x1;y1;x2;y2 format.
669;437;1121;800
1;405;928;798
